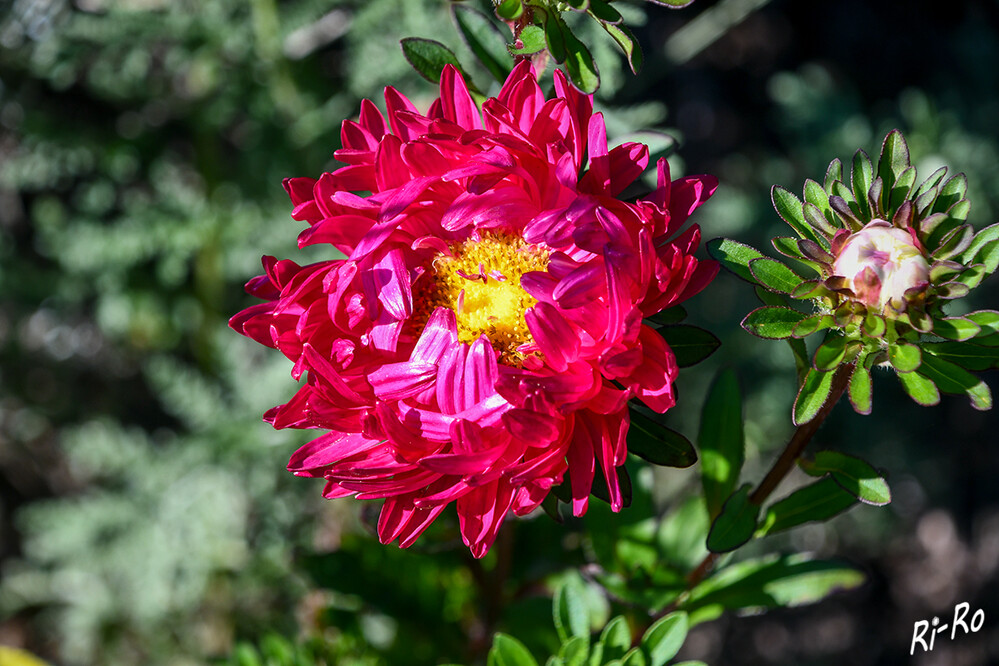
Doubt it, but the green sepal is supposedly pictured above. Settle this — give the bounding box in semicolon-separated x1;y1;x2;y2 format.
706;238;765;284
741;306;806;339
813;333;848;371
627;407;697;468
793;368;835;426
698;369;744;519
898;370;941;407
706;484;758;553
848;361;873;414
791;313;834;339
800;451;891;506
654;325;720;367
918;353;992;410
932;317;981;341
758;477;858;536
862;312;886;338
887;341;921;373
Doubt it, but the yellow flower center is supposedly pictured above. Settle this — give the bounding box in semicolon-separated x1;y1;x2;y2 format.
419;232;549;364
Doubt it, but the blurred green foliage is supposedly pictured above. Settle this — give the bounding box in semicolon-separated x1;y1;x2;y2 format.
1;0;998;665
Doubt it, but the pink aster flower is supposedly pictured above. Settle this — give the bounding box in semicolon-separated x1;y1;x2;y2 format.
231;62;717;558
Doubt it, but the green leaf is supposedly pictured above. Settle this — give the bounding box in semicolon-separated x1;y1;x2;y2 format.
496;0;524;20
510;25;546;55
898;370;940;407
489;634;540;666
553;577;590;644
553;16;600;93
706;484;759;553
657;497;710;572
772;185;821;244
748;257;804;294
851;149;874;220
596;20;642;74
793;368;835;426
800;451;891;506
824;158;843;191
543;12;568;62
791;313;834;339
888;341;922;373
641;612;688;666
933;317;981;341
759;477;858;536
655;325;720;367
706;237;766;284
401;38;466;84
628;408;697;468
923;341;999;371
598;616;631;662
619;648;647;666
918;353;993;410
961;222;999;265
646;305;687;327
968;310;999;337
877;130;911;208
932;173;968;215
686;555;864;613
698;369;745;518
645;0;697;7
454;5;514;84
741;306;806;339
848;362;873;415
813;334;847;371
558;637;589;666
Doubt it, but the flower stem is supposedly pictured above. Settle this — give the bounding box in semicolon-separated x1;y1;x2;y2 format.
644;363;854;625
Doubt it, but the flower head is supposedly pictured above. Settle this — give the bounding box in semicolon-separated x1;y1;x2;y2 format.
231;62;717;557
715;130;998;422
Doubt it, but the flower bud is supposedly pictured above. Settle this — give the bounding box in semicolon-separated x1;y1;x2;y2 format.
831;220;930;313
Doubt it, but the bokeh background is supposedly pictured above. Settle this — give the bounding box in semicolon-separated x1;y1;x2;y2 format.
1;0;998;664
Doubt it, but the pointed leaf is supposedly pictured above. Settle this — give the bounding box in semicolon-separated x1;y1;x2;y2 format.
401;38;467;84
800;451;891;506
877;130;910;207
599;616;631;662
918;353;992;410
454;5;514;84
646;305;687;327
655;325;720;367
851;149;874;220
759;477;857;536
706;484;759;553
933;317;981;341
922;341;999;371
824;158;843;191
628;408;697;468
698;369;745;518
772;186;821;244
597;20;642;74
961;222;999;265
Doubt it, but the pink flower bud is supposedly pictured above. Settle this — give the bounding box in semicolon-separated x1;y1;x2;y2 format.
831;220;929;312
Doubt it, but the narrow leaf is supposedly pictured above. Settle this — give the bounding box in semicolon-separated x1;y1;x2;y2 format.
848;362;873;415
706;484;759;553
772;186;821;244
553;578;590;644
918;353;992;410
655;325;720;367
933;317;981;341
698;369;745;518
628;408;697;468
749;257;804;294
489;634;540;666
759;477;857;535
800;451;891;506
454;6;514;84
